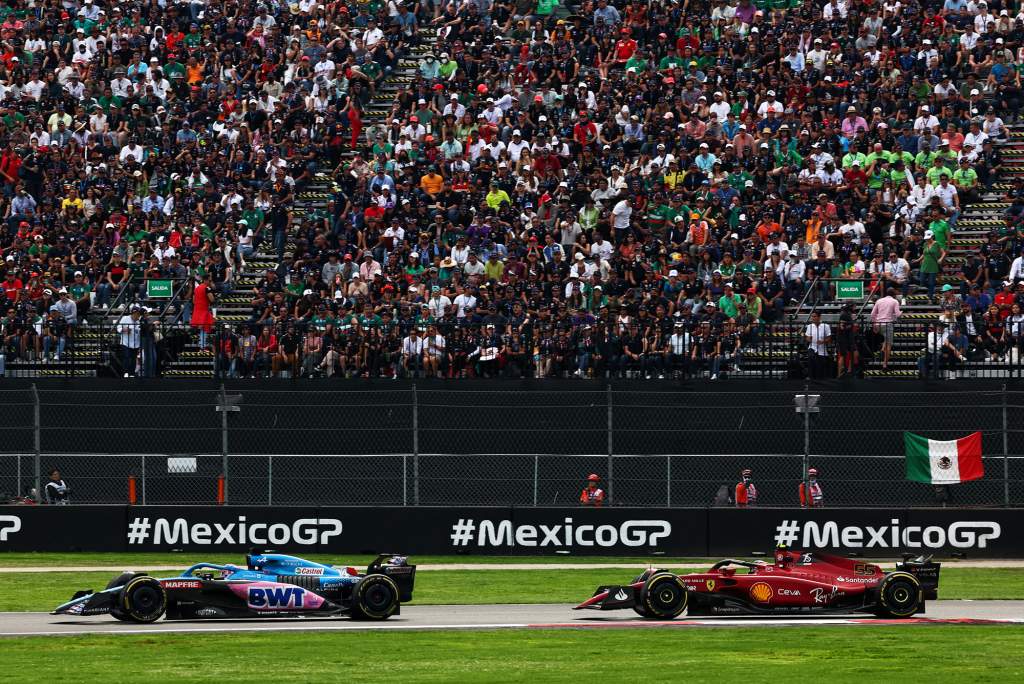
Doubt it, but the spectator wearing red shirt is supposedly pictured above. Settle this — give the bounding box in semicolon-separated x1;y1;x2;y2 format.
844;160;868;188
2;270;22;302
573;112;598;147
613;28;637;65
995;281;1016;319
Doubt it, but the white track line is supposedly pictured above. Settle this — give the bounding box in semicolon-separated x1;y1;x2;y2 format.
7;616;1024;637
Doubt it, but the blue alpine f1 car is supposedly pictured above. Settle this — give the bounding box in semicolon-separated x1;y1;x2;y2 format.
53;551;415;623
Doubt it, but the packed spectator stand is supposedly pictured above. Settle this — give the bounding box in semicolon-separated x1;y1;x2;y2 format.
0;0;1023;380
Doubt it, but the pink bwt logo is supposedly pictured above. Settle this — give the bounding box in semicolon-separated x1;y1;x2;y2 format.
232;582;325;610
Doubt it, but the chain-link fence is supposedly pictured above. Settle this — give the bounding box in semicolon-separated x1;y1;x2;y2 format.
2;384;1023;507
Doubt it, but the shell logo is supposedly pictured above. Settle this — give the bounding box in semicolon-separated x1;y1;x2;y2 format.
750;582;773;604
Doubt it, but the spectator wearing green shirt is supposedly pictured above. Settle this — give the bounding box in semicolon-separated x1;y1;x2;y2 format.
536;0;559;16
718;282;743;318
926;157;951;186
916;230;946;302
484;253;505;281
69;271;92;319
485;183;510;210
952;157;979;205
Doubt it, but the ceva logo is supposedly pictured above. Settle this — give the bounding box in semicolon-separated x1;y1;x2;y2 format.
248;586;305;609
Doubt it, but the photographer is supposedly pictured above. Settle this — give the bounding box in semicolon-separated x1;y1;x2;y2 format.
44;469;69;505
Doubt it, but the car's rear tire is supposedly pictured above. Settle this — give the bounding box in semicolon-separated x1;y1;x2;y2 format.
350;574;400;620
874;572;922;618
634;572;688;619
118;576;166;623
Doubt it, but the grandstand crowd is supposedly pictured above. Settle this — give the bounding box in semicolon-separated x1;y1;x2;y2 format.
0;0;1023;378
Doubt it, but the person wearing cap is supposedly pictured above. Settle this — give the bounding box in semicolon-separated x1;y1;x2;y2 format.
799;468;824;508
579;473;605;507
735;468;758;507
952;156;979;206
915;229;946;302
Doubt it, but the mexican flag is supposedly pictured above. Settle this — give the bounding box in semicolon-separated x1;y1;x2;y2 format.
904;432;984;484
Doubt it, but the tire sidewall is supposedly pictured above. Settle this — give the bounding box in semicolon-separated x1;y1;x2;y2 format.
877;572;921;618
640;573;688;619
353;574;400;620
119;576;167;623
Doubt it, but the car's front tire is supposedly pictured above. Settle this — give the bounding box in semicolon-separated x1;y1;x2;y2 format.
351;574;400;620
635;572;688;619
874;572;922;618
118;576;166;623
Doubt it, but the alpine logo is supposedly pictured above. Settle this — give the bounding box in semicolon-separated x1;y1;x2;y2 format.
161;580;202;589
0;515;21;542
248;586;306;609
774;519;1001;549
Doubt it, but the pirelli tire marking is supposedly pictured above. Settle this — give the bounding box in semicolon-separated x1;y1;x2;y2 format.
352;574;400;620
640;572;689;619
876;572;922;619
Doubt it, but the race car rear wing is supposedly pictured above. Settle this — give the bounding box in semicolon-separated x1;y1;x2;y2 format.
367;554;417;603
896;555;940;600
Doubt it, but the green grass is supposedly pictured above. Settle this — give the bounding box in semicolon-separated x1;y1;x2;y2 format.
6;567;1024;613
1;626;1022;682
0;552;713;567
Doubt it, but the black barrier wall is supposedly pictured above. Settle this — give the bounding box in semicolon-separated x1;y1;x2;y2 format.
0;506;1016;558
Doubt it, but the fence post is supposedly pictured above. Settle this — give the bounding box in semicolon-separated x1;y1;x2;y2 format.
412;383;419;505
220;383;229;505
666;454;671;507
1003;384;1010;507
141;454;147;506
32;383;40;500
533;455;539;506
607;384;613;506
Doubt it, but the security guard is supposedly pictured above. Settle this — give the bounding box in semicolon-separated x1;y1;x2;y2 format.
735;468;758;507
579;474;606;507
799;467;824;507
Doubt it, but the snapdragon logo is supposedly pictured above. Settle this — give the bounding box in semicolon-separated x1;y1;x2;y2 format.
774;519;1001;550
126;516;342;546
450;518;671;548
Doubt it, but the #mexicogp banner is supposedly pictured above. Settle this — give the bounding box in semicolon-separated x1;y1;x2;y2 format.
904;431;984;485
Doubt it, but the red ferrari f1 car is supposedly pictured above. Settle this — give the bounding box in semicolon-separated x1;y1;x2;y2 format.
575;548;940;619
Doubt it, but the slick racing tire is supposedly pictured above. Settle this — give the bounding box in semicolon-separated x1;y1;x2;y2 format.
351;574;400;621
118;576;167;623
635;572;688;620
874;572;922;619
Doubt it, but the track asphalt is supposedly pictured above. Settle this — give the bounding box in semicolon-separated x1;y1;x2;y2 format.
4;560;1024;573
1;601;1022;636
